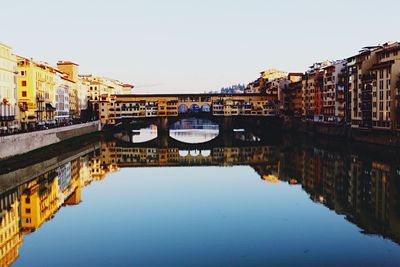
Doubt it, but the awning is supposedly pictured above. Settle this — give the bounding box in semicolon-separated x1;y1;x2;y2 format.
0;127;7;131
45;103;56;111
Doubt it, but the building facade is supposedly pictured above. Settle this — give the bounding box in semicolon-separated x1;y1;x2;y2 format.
346;42;400;130
16;56;57;129
54;71;70;123
0;43;18;133
57;61;79;119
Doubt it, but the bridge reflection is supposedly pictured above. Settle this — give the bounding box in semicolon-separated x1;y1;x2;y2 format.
0;137;400;265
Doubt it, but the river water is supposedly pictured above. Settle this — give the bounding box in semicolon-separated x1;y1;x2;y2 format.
1;118;400;266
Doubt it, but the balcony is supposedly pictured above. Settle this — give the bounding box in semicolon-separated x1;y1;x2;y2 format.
0;115;16;121
36;96;45;102
361;73;377;81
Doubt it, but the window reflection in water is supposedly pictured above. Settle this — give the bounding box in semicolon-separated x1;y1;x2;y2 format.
233;128;261;142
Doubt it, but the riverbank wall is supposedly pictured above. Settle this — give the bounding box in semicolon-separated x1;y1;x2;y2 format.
283;118;400;147
0;121;101;159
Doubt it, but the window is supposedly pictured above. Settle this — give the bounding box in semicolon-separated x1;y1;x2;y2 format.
22;91;27;97
26;197;30;204
25;208;31;214
22;80;27;87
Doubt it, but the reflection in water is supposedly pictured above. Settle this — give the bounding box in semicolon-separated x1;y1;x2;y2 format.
114;124;158;143
1;133;400;266
233;128;261;142
169;118;219;144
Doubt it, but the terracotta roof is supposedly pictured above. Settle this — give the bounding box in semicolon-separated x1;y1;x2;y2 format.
57;61;79;66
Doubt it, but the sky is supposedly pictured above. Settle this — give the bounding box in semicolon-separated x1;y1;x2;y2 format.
1;0;399;93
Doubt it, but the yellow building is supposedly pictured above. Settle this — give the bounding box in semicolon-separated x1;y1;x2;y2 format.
20;173;59;232
16;56;57;128
0;43;18;133
0;191;22;266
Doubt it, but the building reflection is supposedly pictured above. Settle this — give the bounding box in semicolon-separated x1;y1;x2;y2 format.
0;139;400;265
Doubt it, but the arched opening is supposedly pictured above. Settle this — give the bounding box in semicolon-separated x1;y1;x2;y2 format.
178;150;189;157
114;124;158;143
189;150;200;157
178;104;188;114
201;104;211;113
189;104;200;113
169;118;219;144
200;150;211;157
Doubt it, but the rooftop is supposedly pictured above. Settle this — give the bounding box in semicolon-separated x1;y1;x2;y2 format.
57;61;79;66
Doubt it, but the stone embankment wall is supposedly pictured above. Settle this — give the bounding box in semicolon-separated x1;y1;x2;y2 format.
0;144;99;194
0;121;100;159
283;118;400;147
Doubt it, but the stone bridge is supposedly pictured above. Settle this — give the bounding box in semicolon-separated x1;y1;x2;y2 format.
98;93;280;128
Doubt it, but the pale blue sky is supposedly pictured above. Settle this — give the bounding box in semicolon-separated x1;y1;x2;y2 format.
2;0;399;93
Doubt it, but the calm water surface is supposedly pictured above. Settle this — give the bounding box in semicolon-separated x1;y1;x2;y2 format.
1;119;400;266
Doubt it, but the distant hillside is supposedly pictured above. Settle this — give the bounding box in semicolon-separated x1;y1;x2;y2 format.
207;84;245;94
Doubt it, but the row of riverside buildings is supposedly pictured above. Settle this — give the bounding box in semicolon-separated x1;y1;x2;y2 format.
0;42;133;134
245;41;400;131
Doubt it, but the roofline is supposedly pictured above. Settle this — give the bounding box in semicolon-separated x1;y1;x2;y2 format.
57;61;79;66
0;43;12;49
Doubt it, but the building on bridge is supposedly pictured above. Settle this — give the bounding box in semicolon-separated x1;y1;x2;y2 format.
99;93;277;125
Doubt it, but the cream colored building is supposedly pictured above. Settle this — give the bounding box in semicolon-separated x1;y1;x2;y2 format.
57;61;79;119
0;43;18;133
260;69;288;81
370;42;400;130
347;42;400;130
77;77;90;115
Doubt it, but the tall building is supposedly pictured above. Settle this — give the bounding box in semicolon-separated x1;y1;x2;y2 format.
347;46;379;128
370;42;400;130
57;61;79;119
54;71;71;123
302;63;325;121
16;56;57;129
77;77;90;118
321;60;347;123
0;43;18;133
347;42;400;130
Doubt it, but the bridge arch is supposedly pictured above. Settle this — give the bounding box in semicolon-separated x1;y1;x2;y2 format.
189;104;200;113
189;150;200;157
178;104;188;114
169;118;220;144
201;104;211;113
200;150;211;157
179;150;189;157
